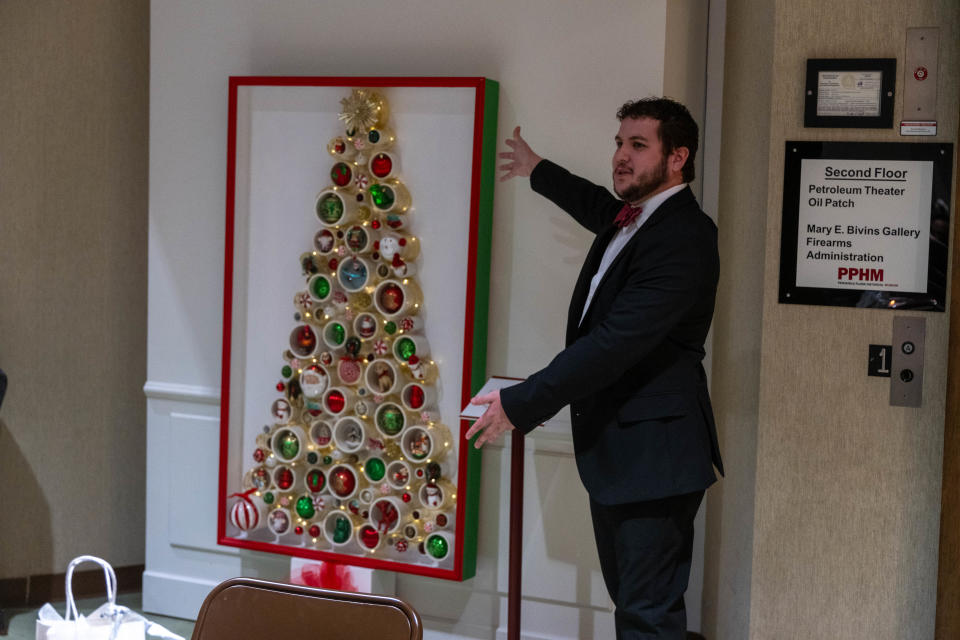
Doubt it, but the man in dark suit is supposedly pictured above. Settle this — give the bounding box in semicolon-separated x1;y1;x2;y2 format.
466;97;723;639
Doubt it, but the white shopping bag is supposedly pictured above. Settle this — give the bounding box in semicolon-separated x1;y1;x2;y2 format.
35;556;183;640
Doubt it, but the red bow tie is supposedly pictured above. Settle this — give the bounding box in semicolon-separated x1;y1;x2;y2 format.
613;203;643;228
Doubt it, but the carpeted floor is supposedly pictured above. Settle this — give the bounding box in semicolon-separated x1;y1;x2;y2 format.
3;593;195;639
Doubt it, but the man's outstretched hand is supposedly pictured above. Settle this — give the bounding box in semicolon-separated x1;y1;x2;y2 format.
498;126;543;182
464;389;517;449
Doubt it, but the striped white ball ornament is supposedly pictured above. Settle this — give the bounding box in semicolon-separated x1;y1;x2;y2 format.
230;497;259;531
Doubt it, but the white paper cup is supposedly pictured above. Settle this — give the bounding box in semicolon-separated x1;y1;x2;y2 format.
418;480;455;511
322;510;356;546
322;387;354;417
373;279;422;317
400;382;435;412
271;465;297;492
321;320;348;352
386;460;412;490
303;467;327;494
315;188;355;227
266;508;293;536
369;496;404;535
271;426;307;463
368;178;409;214
365;358;400;396
333;416;366;453
327;135;356;161
392;334;429;363
422;531;453;561
343;224;376;253
367;150;397;180
289;324;320;358
353;312;379;341
373;401;408;438
336;256;372;293
314;228;337;254
309;419;334;449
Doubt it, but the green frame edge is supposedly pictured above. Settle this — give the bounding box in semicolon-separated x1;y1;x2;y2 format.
460;78;499;580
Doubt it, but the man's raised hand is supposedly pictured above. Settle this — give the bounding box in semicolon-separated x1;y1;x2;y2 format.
498;126;543;182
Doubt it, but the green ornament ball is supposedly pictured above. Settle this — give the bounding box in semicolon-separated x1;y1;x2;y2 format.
426;534;449;559
366;457;386;481
395;337;416;360
328;323;345;345
311;276;331;299
368;184;395;210
323;455;333;465
333;516;350;543
278;430;300;459
307;452;318;464
281;365;293;378
263;492;275;504
378;406;404;435
295;495;315;518
317;194;344;223
384;321;397;335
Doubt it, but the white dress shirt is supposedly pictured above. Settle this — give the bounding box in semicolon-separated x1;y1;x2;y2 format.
579;183;687;324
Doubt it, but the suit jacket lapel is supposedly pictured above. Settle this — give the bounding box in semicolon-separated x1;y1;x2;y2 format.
566;224;618;345
575;187;696;334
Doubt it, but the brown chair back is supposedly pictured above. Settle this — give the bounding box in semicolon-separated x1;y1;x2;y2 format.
191;577;422;640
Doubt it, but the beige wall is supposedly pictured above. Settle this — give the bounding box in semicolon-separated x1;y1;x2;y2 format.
0;0;149;577
706;1;959;638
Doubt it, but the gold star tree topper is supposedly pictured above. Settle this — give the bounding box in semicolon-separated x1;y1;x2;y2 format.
339;89;387;132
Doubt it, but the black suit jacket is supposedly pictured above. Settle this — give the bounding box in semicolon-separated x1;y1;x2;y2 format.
500;160;723;505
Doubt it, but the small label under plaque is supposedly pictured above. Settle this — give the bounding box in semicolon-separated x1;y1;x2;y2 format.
900;121;937;136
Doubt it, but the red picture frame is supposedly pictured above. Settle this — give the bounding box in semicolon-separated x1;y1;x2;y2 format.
217;77;498;580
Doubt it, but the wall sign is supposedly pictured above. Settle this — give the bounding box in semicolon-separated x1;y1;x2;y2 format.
779;141;953;311
804;58;896;128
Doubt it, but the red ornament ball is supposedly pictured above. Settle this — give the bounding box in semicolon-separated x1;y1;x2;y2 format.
294;525;304;535
378;283;404;314
295;325;317;351
329;258;339;270
326;390;346;414
253;448;265;463
416;469;424;478
402;492;411;503
408;385;425;409
371;220;381;230
309;524;321;538
370;153;393;178
395;539;408;552
399;238;407;246
330;467;357;497
359;525;380;549
276;382;285;392
436;514;448;527
275;467;294;490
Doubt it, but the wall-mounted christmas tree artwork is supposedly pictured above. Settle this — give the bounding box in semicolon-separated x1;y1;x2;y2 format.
218;78;498;581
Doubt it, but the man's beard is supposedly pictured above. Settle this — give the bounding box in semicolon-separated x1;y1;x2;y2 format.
613;154;668;203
